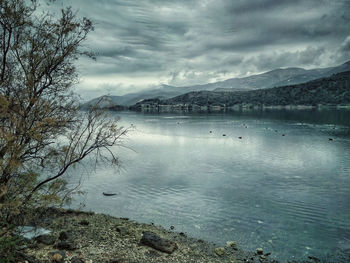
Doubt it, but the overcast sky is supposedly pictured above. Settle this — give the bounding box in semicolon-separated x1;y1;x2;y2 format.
52;0;350;99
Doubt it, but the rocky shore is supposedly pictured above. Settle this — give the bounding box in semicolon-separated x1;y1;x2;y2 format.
15;208;322;263
13;208;274;263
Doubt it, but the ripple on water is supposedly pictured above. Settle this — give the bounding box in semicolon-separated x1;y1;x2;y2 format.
68;111;350;262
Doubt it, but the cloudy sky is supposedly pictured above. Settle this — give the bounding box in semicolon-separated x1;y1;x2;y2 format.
52;0;350;99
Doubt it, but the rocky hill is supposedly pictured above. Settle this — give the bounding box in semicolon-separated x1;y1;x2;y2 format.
134;71;350;109
82;61;350;108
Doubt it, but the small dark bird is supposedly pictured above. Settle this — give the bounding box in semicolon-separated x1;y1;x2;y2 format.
238;136;242;139
223;134;226;136
209;131;212;133
328;138;333;141
282;134;285;136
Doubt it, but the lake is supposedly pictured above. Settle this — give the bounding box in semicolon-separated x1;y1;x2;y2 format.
67;109;350;262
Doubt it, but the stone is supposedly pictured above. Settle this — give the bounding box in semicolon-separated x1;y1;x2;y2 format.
214;247;226;256
52;253;63;263
116;226;128;236
140;232;177;254
71;256;85;263
79;220;89;226
49;251;65;263
226;241;238;250
58;231;71;241
15;252;37;263
308;256;321;262
34;234;56;245
55;240;77;250
256;248;263;255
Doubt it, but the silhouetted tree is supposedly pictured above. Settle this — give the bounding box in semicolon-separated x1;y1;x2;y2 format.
0;0;127;240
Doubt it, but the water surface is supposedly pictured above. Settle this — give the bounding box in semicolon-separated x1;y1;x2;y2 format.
68;109;350;262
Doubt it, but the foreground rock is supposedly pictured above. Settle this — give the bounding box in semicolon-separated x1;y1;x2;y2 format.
140;231;177;254
18;207;281;263
34;234;56;245
214;247;226;256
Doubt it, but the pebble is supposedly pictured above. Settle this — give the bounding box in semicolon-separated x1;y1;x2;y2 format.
116;226;129;236
49;251;65;263
79;220;89;226
226;241;238;250
52;253;63;263
59;231;71;241
71;256;85;263
214;247;226;256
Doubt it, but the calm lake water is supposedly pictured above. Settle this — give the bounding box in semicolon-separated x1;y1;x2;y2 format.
68;109;350;262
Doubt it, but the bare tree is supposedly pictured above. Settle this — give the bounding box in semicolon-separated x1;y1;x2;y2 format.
0;0;127;228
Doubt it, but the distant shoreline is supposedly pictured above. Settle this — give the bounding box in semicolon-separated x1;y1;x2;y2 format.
132;103;350;112
95;103;350;113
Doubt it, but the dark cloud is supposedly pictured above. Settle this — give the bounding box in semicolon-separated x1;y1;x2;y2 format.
52;0;350;98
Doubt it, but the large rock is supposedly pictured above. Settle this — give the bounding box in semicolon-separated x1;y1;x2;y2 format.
140;232;177;254
34;234;56;245
55;239;77;250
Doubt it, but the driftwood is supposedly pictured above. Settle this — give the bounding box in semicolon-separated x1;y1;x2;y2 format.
102;192;118;196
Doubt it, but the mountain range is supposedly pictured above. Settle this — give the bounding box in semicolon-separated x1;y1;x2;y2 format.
82;60;350;108
149;71;350;108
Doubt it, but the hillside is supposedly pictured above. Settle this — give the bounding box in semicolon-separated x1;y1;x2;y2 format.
135;71;350;109
212;61;350;92
82;61;350;108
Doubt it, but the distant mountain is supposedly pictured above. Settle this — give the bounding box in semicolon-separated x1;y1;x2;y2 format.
81;84;180;109
82;60;350;108
135;71;350;108
212;60;350;92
